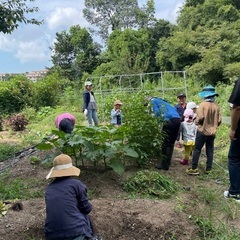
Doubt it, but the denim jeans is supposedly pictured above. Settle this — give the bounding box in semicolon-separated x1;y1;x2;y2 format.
228;136;240;195
191;131;215;170
87;109;98;126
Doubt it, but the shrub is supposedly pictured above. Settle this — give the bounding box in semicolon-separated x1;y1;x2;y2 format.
6;114;28;131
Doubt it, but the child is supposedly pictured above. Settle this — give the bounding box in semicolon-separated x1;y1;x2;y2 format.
186;102;199;121
111;100;123;127
179;109;197;165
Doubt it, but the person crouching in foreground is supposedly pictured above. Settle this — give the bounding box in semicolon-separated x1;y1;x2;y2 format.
44;154;102;240
146;97;181;170
55;113;76;134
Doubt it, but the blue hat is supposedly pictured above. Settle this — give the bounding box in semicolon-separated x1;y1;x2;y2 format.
198;85;219;99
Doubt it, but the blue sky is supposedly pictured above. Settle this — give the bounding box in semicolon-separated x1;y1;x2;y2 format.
0;0;185;73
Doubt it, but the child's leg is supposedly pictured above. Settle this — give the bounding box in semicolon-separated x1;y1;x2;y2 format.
184;144;192;161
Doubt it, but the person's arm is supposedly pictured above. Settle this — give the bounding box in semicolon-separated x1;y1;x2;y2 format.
195;104;204;125
82;92;88;111
77;183;92;214
230;105;240;140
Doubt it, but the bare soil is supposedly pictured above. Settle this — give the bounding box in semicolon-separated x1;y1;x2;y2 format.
0;133;233;240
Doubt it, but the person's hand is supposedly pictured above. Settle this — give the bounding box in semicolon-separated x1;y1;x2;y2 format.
229;129;236;140
84;109;88;116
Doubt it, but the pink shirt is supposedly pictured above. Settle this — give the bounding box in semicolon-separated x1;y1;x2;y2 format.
55;113;76;128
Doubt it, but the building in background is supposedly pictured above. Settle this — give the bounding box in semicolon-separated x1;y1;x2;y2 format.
0;69;48;82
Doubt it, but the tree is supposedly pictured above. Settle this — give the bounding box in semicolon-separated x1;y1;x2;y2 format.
83;0;139;41
83;0;157;41
51;25;102;80
0;0;42;34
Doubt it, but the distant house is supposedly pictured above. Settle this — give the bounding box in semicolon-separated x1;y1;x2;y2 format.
24;69;48;82
0;69;48;82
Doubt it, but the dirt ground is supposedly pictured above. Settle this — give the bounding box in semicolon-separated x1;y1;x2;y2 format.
0;137;230;240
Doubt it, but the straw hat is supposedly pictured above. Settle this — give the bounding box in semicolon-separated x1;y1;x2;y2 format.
46;154;80;179
114;100;123;106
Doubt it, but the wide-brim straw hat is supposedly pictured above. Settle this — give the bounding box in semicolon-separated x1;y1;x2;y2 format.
114;100;123;106
198;85;219;98
46;154;80;179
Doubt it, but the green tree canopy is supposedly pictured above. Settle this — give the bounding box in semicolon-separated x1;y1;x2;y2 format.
0;0;42;34
83;0;156;41
50;25;102;80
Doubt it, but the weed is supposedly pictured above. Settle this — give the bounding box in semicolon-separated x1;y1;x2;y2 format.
0;174;44;200
0;143;22;162
123;170;178;199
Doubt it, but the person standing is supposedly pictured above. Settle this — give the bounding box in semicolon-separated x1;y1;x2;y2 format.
55;113;76;134
111;100;123;128
186;85;222;175
175;93;187;148
83;81;98;126
224;78;240;202
146;97;181;170
179;109;197;165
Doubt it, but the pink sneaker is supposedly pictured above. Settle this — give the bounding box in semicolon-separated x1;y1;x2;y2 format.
180;159;189;165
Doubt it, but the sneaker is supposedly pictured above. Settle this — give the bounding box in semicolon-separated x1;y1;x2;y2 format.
155;163;169;171
205;169;211;175
180;159;189;165
186;168;199;175
175;141;182;148
224;190;240;202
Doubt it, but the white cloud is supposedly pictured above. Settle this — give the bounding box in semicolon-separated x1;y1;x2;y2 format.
15;40;50;63
0;35;17;52
47;7;88;30
0;34;50;63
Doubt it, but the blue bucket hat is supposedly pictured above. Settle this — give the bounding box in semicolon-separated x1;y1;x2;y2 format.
198;85;219;99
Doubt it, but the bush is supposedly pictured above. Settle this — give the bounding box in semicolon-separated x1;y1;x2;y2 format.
6;114;28;131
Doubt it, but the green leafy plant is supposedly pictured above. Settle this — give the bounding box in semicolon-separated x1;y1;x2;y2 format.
123;170;179;199
37;125;139;174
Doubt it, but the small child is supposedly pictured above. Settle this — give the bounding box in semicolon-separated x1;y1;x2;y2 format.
111;100;123;128
186;102;198;121
179;109;197;165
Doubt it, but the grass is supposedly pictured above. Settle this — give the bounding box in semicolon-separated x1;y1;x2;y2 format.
0;172;44;200
0;82;239;239
0;143;22;162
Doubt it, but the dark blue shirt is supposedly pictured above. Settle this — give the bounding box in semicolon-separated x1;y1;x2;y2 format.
151;98;180;121
45;177;93;240
174;103;186;118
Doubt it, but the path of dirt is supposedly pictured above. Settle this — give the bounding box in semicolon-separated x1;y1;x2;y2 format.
0;138;230;240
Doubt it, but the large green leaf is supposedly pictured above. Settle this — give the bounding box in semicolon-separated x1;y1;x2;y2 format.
108;159;125;174
122;146;139;158
36;142;53;150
